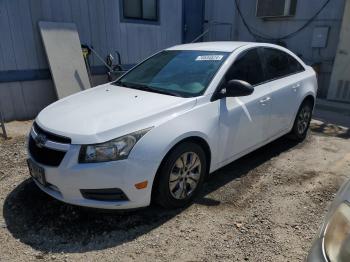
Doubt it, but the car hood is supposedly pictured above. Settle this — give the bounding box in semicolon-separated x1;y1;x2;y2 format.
36;84;197;144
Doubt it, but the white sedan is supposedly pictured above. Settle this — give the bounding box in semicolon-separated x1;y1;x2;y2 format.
27;42;317;209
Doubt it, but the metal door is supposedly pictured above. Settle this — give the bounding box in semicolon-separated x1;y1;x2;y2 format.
183;0;204;43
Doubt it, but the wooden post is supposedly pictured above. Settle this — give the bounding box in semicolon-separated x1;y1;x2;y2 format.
0;109;7;139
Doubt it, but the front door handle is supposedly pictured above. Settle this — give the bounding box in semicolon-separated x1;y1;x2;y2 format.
259;97;271;105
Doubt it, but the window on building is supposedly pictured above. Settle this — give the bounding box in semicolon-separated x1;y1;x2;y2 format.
122;0;158;22
256;0;297;18
261;48;304;81
225;48;265;86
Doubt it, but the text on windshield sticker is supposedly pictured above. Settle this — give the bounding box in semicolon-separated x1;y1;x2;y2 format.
195;55;224;61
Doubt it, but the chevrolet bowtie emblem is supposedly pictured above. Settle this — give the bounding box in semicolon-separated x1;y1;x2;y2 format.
35;134;47;148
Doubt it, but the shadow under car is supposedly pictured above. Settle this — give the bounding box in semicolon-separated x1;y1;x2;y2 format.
3;135;300;253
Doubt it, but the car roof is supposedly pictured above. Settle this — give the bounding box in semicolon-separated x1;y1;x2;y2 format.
167;41;251;52
166;41;307;67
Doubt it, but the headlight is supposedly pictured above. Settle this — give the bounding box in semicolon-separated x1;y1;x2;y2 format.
79;128;152;163
324;201;350;262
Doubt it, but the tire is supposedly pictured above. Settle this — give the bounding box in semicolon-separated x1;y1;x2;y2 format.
154;142;207;209
289;100;313;141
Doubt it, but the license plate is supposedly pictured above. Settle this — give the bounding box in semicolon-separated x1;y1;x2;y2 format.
27;159;46;186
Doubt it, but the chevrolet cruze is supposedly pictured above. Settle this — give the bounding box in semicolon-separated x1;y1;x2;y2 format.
27;42;317;209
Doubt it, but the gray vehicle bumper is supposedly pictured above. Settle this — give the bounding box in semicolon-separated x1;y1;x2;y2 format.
307;238;328;262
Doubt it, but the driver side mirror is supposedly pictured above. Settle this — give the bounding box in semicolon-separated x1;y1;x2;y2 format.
214;80;254;100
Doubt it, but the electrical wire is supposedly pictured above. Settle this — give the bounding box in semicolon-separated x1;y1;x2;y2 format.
234;0;331;41
89;46;113;71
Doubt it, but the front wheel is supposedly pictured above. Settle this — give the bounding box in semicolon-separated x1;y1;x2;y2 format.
289;101;313;141
154;142;207;209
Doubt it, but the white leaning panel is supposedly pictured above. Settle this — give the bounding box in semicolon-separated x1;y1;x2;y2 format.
39;21;91;99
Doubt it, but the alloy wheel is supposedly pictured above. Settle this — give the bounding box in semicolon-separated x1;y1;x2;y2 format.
297;105;311;135
168;152;202;200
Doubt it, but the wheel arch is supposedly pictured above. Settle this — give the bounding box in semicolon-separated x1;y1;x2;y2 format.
302;94;316;110
150;135;212;201
292;93;316;124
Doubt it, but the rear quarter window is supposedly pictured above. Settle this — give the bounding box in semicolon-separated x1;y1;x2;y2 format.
262;48;305;82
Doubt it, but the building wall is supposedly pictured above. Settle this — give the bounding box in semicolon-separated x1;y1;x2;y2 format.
2;0;344;121
0;0;183;121
204;0;346;98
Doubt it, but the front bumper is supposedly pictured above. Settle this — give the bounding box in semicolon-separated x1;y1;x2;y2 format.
28;143;158;210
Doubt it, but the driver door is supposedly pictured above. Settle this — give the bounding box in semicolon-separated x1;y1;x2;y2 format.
218;48;272;163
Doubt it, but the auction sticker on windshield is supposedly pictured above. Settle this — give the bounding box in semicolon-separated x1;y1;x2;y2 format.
196;55;224;61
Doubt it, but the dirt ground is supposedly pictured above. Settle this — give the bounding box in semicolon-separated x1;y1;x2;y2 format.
1;113;350;262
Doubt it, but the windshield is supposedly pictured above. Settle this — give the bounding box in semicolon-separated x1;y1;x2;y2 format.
114;50;229;97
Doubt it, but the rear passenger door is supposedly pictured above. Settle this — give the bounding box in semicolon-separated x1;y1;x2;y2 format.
260;48;305;137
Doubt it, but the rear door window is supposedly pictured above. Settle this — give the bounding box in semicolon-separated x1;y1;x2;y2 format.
262;48;305;82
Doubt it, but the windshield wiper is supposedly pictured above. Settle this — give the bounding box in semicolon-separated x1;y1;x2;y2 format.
114;81;181;97
113;80;127;87
145;86;181;97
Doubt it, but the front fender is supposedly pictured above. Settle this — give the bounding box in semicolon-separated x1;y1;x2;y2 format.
129;99;220;175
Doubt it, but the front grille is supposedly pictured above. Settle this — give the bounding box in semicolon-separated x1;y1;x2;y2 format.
33;122;71;144
29;136;66;166
80;188;129;201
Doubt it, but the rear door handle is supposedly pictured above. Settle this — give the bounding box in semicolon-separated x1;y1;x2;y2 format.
292;83;301;92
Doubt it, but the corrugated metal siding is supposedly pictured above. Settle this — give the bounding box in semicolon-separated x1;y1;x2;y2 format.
204;0;345;99
0;0;183;121
328;0;350;102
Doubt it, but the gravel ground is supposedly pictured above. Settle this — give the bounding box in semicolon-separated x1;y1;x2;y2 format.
0;118;350;262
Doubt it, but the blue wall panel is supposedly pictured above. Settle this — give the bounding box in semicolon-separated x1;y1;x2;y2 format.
0;0;183;121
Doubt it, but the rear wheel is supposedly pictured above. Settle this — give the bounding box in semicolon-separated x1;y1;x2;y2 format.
154;142;207;209
289;100;313;141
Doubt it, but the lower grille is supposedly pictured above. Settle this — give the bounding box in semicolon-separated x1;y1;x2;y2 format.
29;136;66;166
80;188;129;201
